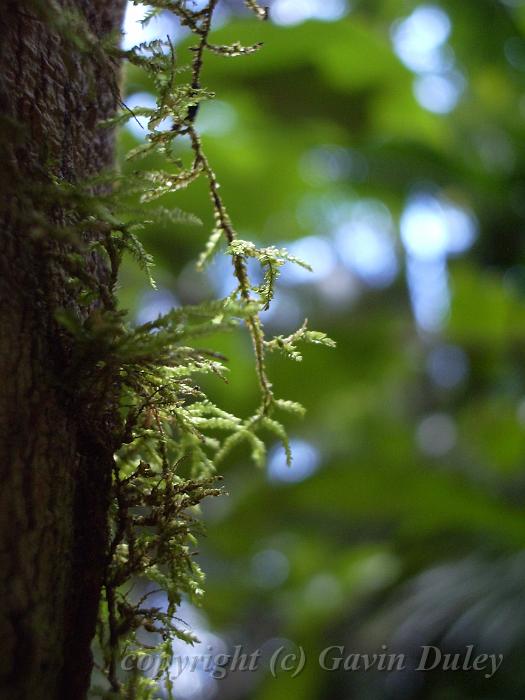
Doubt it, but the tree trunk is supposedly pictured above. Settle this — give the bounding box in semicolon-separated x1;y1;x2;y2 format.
0;1;126;697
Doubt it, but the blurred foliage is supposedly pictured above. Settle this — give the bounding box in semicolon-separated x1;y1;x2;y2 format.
114;0;525;698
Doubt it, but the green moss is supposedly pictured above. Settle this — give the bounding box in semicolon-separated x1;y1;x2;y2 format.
45;2;333;697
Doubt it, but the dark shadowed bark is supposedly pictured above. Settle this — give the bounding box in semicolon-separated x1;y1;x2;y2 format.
0;1;126;697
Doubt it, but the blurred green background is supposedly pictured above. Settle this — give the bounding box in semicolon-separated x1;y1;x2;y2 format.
117;0;525;697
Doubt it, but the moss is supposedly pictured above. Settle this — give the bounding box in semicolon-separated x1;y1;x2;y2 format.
40;2;333;697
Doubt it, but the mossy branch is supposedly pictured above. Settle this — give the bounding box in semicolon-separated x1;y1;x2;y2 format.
45;1;333;696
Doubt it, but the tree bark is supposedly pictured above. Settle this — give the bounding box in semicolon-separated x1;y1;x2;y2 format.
0;1;126;697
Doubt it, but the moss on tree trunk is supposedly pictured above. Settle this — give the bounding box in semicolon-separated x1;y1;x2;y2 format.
0;1;125;697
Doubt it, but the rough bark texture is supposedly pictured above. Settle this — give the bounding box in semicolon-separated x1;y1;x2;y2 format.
0;1;126;697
